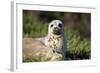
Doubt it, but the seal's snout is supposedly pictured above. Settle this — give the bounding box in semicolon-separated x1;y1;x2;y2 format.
54;27;60;32
53;27;61;35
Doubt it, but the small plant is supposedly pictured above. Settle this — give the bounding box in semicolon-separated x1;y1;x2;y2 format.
66;29;91;60
23;14;48;38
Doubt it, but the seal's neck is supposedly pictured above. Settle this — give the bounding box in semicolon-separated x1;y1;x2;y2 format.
48;33;64;39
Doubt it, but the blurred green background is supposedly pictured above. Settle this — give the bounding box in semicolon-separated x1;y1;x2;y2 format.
23;10;91;60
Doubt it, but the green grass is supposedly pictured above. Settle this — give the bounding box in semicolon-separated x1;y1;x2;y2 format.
23;15;48;38
66;29;91;60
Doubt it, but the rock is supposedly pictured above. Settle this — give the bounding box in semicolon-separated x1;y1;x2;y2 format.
23;37;63;62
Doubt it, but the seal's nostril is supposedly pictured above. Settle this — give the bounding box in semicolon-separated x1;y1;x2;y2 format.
54;27;58;30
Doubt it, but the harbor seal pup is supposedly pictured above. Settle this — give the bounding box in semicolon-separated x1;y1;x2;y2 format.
38;20;67;60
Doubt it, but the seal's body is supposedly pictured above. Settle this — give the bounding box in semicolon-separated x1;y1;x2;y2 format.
45;34;66;59
38;20;67;59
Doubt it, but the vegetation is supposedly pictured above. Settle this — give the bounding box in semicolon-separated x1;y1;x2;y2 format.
66;29;91;60
23;10;91;61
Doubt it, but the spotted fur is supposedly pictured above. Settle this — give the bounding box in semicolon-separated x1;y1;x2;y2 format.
44;20;67;59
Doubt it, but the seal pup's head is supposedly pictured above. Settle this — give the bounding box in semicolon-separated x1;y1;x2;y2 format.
48;20;64;36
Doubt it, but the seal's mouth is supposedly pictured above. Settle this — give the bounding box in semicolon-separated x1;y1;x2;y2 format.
53;28;61;35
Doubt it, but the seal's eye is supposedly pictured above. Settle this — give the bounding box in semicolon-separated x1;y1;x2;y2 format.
51;24;53;27
58;24;62;27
